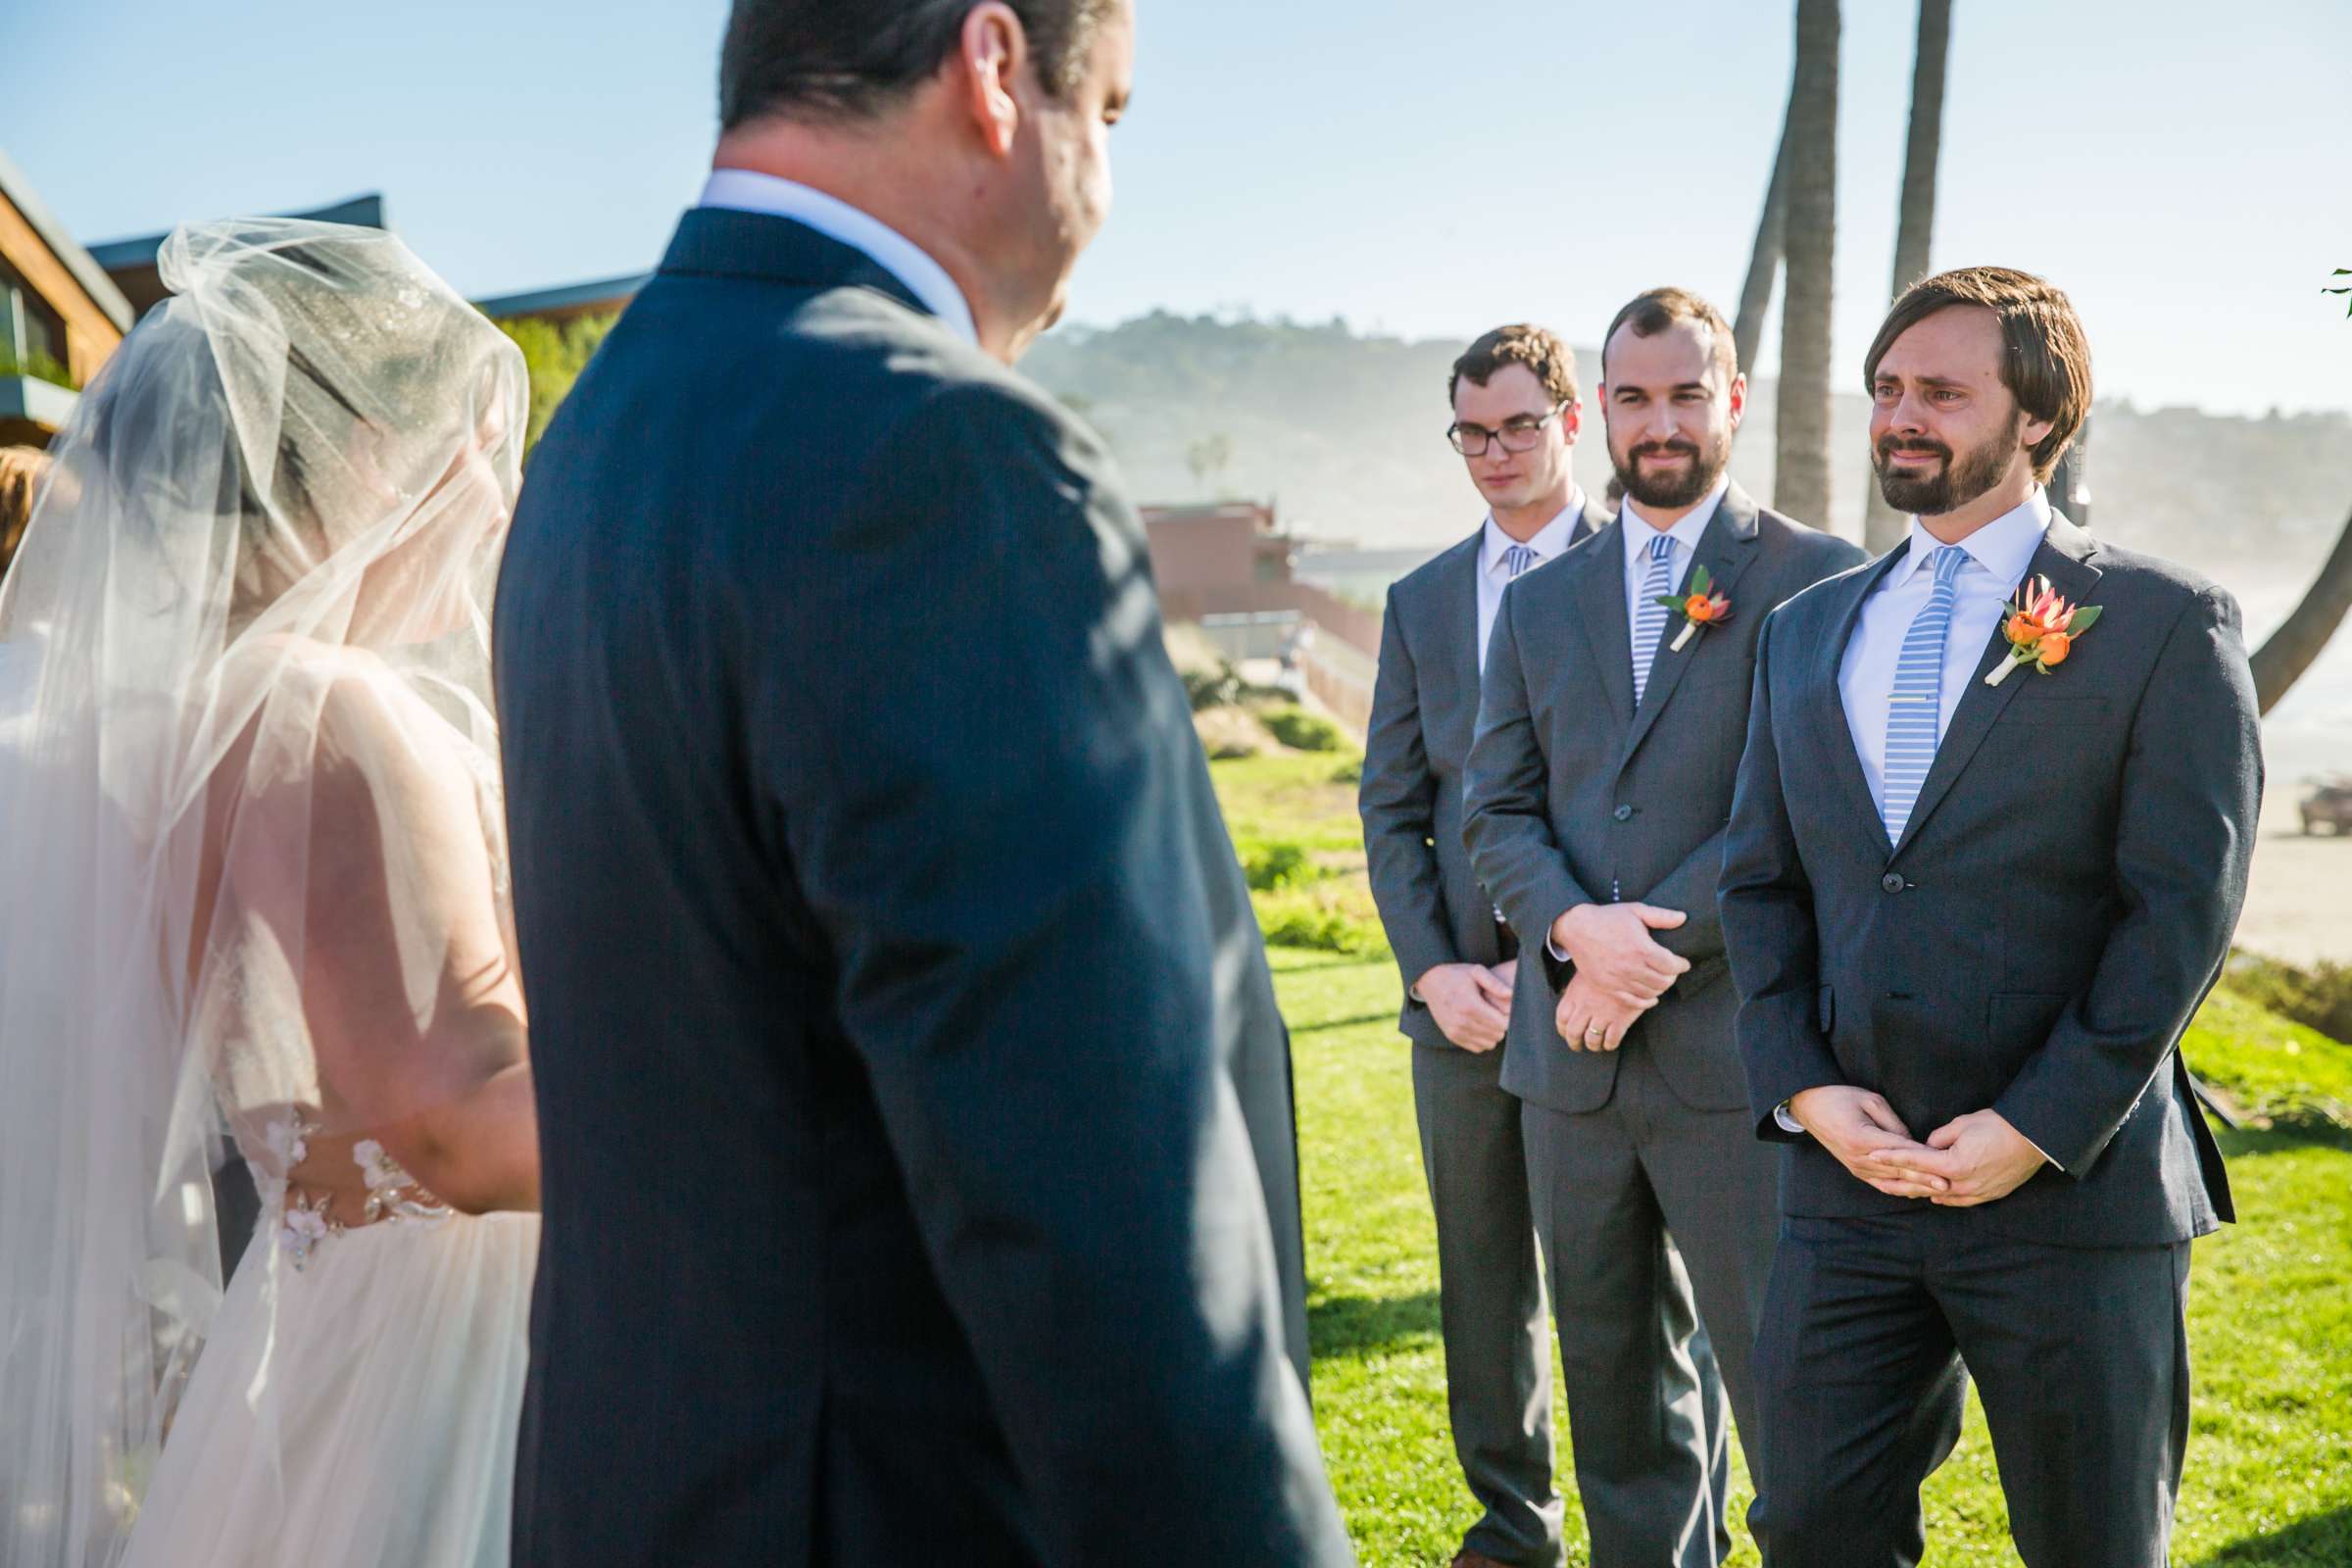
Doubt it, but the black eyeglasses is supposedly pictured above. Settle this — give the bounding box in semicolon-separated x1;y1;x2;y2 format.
1447;403;1570;457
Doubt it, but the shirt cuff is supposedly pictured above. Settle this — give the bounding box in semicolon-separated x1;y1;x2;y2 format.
1774;1101;1806;1136
1546;935;1570;963
2020;1133;2062;1172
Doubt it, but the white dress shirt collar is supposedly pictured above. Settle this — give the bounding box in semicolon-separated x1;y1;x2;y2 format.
1889;488;2051;593
1480;490;1587;577
1618;476;1728;574
699;169;980;348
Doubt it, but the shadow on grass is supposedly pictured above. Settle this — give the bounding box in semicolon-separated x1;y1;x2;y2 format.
1292;1009;1401;1037
2196;1504;2352;1565
2214;1125;2352;1159
1309;1289;1441;1361
1267;949;1393;974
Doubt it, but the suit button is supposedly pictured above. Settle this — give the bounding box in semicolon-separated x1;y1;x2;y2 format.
1881;872;1907;894
1613;805;1635;822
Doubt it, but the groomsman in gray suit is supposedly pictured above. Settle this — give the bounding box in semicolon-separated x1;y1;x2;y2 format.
1465;289;1864;1567
1360;323;1600;1568
1723;268;2257;1568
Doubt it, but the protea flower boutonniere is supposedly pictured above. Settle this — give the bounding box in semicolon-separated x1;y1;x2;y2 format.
1658;565;1733;653
1985;575;2103;686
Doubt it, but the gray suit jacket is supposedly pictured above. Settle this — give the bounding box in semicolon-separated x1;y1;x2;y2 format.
1464;485;1866;1114
1361;507;1603;1049
1720;513;2256;1247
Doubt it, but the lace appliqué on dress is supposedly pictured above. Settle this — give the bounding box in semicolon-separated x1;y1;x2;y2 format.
255;1115;454;1271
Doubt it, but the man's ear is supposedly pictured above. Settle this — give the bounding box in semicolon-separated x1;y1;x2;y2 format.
956;2;1029;158
1725;370;1748;429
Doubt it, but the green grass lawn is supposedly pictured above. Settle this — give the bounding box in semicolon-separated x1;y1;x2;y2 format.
1211;748;2352;1567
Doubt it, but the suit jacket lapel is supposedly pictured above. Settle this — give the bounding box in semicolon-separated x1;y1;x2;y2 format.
1432;531;1484;756
1570;515;1637;728
1812;545;1911;852
1890;511;2104;859
1621;485;1764;768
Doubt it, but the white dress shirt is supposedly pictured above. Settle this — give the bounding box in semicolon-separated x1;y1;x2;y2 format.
1838;490;2051;822
699;169;980;348
1617;477;1729;659
1476;491;1588;672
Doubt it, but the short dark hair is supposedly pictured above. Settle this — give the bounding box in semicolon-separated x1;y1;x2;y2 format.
720;0;1117;128
1862;266;2092;484
1448;323;1578;411
1600;287;1737;386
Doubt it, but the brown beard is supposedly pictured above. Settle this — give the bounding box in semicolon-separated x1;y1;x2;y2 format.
1874;409;2025;515
1610;433;1730;511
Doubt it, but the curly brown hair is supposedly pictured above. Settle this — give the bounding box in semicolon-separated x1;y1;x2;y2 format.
1448;324;1579;412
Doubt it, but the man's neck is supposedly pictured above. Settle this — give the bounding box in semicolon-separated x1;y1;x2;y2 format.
712;124;1010;361
1492;484;1575;543
1920;467;2038;546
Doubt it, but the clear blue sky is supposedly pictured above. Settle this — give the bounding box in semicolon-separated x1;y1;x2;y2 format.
8;0;2349;416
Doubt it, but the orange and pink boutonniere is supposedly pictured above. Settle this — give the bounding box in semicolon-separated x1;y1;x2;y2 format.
1658;565;1733;653
1984;575;2103;687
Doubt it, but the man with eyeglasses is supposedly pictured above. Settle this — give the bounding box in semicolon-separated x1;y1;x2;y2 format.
1465;288;1865;1565
1358;323;1600;1568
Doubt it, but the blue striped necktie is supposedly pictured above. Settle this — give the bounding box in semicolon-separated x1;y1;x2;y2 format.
1629;533;1678;705
1881;544;1968;846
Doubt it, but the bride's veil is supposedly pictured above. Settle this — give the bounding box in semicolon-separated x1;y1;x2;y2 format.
0;220;527;1567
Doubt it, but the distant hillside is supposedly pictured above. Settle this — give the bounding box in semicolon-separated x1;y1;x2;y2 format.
1027;312;2352;566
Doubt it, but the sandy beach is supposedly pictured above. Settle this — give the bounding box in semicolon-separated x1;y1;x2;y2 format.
2238;790;2352;968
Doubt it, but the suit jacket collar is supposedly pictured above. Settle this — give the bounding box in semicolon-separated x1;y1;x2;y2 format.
1480;492;1592;577
1617;483;1766;767
658;207;936;322
1422;529;1485;744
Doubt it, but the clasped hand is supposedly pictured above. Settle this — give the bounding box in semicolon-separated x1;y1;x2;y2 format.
1788;1088;2046;1206
1415;959;1516;1053
1548;903;1689;1052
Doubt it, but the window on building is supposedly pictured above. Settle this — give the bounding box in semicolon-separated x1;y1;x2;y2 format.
2;257;70;381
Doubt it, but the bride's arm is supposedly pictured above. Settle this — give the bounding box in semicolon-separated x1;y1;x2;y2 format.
286;674;541;1214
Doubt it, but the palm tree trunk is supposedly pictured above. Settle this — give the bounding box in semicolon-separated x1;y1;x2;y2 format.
1863;0;1954;554
1775;0;1841;529
2251;507;2352;715
1733;121;1791;379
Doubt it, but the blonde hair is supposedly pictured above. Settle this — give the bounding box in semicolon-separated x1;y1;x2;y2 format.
0;446;53;580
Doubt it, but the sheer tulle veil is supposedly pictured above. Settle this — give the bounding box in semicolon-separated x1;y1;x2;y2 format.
0;220;527;1567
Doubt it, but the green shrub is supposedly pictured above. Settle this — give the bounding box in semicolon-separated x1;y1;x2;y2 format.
1244;842;1313;891
1262;903;1364;953
1250;881;1385;956
2227;953;2352;1047
1328;756;1363;785
493;309;620;456
1183;663;1247;711
1260;705;1345;753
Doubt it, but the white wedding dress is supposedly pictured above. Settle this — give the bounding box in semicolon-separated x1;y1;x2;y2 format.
0;220;542;1568
122;1152;538;1568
